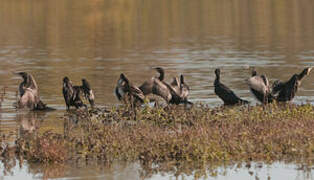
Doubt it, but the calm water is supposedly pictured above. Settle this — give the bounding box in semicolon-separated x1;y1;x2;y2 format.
1;161;313;180
0;0;314;179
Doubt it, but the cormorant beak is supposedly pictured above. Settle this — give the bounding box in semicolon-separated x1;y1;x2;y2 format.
14;72;23;77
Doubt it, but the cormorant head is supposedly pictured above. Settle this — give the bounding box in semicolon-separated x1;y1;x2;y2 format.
251;68;257;76
81;79;91;90
154;67;165;81
305;67;312;76
16;72;38;90
62;77;73;94
63;76;70;83
296;67;312;80
215;68;220;77
119;73;129;84
16;72;28;81
154;67;164;74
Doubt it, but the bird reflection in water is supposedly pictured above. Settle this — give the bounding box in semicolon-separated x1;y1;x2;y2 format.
17;111;45;136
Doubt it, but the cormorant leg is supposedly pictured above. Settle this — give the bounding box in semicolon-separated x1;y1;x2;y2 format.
131;97;137;120
154;100;160;108
263;95;268;105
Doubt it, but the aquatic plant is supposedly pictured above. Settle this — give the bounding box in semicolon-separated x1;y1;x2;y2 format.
13;103;314;177
16;131;67;163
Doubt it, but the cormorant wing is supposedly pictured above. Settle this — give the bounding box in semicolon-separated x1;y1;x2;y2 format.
129;85;145;103
179;75;190;99
152;79;172;103
248;76;269;94
18;89;36;109
18;82;26;97
28;74;38;91
271;80;285;95
115;73;129;100
170;77;180;95
72;86;82;102
275;75;299;102
115;87;122;100
215;82;243;104
138;78;154;95
170;76;190;99
63;80;74;102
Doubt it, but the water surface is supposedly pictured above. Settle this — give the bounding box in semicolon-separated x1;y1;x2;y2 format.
0;0;314;179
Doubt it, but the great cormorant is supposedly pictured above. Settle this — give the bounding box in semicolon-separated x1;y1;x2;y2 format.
62;77;86;109
139;67;192;105
214;68;248;105
75;79;95;108
169;74;192;105
272;67;312;102
139;67;164;95
16;72;48;110
115;73;145;106
247;69;273;104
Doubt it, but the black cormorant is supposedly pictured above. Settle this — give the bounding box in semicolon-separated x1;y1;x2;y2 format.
16;72;48;110
247;69;273;104
139;67;192;105
115;73;145;106
272;67;312;102
62;77;86;109
75;79;95;108
169;74;192;105
139;67;164;95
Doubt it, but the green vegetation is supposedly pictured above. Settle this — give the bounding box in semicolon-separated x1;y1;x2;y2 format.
9;103;314;176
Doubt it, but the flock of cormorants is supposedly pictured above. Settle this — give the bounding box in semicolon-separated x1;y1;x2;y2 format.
13;66;312;111
215;67;312;105
115;67;312;108
15;73;95;110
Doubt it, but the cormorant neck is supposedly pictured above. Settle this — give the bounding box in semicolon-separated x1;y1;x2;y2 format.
28;74;38;90
215;73;220;84
297;69;308;80
157;69;164;81
252;70;257;77
159;73;164;81
22;78;27;85
24;76;31;88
